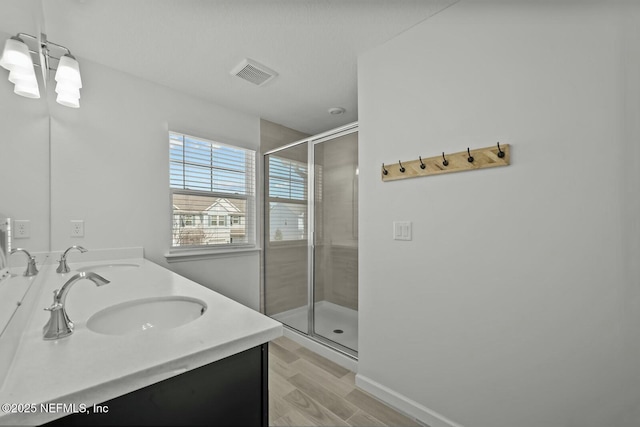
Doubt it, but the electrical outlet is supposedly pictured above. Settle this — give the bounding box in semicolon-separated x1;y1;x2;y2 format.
13;220;30;239
393;221;412;241
71;220;84;237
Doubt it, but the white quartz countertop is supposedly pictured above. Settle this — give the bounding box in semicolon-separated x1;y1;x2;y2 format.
0;256;282;425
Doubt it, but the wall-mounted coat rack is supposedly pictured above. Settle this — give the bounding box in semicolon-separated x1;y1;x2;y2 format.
381;143;510;182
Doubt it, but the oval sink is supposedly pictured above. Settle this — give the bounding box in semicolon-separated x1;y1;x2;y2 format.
87;296;206;335
77;263;140;274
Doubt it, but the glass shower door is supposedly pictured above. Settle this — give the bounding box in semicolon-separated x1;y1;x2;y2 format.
312;132;358;352
264;142;309;334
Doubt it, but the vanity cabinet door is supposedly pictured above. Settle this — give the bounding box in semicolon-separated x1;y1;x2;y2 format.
46;344;268;426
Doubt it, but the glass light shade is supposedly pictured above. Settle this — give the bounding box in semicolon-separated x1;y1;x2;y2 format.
0;38;33;71
14;80;40;99
8;63;40;99
55;55;82;88
8;66;37;84
55;80;81;98
57;88;81;100
56;91;79;108
10;74;38;89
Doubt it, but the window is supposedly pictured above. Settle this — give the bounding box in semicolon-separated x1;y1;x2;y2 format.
170;132;255;248
209;215;227;227
183;215;195;226
267;155;307;242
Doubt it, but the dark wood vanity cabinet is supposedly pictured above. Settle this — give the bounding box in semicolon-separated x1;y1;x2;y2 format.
45;344;268;426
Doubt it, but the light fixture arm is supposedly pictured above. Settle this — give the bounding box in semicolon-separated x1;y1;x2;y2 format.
39;33;49;87
43;40;72;57
11;33;76;71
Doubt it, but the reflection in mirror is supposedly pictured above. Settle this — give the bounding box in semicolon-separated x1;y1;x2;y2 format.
0;217;8;271
0;215;17;335
0;0;51;253
0;0;51;338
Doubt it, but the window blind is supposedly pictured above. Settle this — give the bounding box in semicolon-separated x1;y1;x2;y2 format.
170;132;255;248
266;155;307;242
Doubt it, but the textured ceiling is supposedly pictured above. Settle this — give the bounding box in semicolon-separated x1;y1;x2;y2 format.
4;0;456;135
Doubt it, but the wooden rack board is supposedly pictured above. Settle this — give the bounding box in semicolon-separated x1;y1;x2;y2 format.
381;144;510;182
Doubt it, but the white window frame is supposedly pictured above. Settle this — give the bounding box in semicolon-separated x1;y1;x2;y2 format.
167;131;257;257
265;155;308;246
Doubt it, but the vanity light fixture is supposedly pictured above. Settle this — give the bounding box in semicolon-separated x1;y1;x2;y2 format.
0;37;40;98
0;33;82;108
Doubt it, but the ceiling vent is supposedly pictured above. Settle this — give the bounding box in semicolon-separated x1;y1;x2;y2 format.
231;58;278;87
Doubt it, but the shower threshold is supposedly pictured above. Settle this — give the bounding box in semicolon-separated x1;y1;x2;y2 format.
271;301;358;353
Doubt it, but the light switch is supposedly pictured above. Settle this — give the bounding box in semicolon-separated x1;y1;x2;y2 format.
393;221;412;241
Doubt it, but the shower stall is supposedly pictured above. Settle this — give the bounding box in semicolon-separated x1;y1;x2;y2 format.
264;123;358;357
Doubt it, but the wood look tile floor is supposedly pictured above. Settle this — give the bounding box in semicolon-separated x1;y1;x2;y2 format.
268;337;424;427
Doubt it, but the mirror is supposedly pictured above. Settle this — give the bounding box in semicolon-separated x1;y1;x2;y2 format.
0;0;267;333
0;216;47;337
0;217;8;272
0;0;51;335
0;217;12;334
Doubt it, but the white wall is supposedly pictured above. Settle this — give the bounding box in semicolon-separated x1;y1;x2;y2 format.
49;59;261;309
357;2;640;427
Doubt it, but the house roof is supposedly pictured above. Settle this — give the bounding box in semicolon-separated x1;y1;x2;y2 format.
173;193;246;214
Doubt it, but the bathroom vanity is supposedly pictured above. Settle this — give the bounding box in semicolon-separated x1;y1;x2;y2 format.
0;248;282;426
46;345;268;426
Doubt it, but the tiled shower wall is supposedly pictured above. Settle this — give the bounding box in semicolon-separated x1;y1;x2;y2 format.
314;133;358;311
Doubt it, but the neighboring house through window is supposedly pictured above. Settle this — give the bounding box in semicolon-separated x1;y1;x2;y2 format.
170;132;255;248
267;155;307;242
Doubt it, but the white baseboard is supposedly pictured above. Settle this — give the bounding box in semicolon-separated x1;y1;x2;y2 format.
356;374;464;427
282;327;358;372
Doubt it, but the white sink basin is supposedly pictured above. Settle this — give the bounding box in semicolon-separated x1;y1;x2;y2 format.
77;263;140;274
87;296;206;335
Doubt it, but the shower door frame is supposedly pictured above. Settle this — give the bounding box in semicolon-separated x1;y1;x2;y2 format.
263;121;358;359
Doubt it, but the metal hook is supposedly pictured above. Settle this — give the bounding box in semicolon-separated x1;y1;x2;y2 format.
382;163;388;175
497;142;505;158
467;147;474;163
419;156;426;170
398;160;405;173
442;152;449;167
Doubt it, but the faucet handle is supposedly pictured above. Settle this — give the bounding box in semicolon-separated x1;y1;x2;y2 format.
44;289;59;310
42;289;73;340
25;255;38;276
56;259;70;274
44;302;62;312
9;248;38;277
42;305;73;340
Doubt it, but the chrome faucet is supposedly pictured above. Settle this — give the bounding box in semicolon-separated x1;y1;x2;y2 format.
42;271;110;340
9;248;38;277
56;245;87;273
